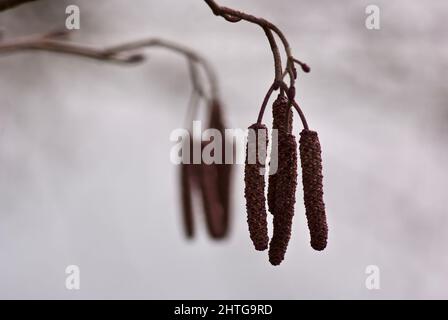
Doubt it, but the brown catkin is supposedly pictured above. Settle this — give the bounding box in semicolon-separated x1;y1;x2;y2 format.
268;95;293;215
299;129;328;251
208;101;233;235
180;164;194;238
244;123;269;251
268;133;298;265
179;135;195;238
199;161;227;238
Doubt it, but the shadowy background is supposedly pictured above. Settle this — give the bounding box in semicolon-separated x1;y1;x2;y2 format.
0;0;447;299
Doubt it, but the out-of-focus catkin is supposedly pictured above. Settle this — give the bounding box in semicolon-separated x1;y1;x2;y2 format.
180;163;194;238
209;101;233;234
268;133;298;265
178;99;233;240
196;100;233;239
179;135;195;238
199;159;227;239
244;123;269;251
299;129;328;251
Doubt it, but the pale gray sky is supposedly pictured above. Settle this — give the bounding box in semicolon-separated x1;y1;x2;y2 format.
0;0;447;299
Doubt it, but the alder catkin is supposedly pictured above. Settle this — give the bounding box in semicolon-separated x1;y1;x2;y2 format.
268;95;293;215
179;136;195;238
199;161;227;239
244;123;269;251
268;133;298;265
299;129;328;251
180;164;194;238
208;100;233;234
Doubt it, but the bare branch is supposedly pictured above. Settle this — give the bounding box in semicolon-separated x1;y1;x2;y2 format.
204;0;310;125
204;0;292;56
0;31;219;100
263;27;282;83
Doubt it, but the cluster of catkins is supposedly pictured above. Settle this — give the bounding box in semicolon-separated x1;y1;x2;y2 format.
179;100;233;239
245;93;328;265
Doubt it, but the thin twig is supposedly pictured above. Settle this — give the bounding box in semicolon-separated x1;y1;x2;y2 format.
204;0;292;57
188;59;205;99
263;27;282;83
256;82;277;125
290;99;309;130
184;88;201;130
105;38;219;99
204;0;305;83
204;0;311;127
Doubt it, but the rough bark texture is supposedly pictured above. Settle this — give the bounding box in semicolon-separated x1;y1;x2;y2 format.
299;129;328;251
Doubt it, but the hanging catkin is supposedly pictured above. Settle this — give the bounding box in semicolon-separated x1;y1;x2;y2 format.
268;133;298;265
244;123;269;251
299;129;328;251
180;163;194;238
199;160;227;238
208;100;233;234
268;95;293;215
196;137;227;239
179;135;195;238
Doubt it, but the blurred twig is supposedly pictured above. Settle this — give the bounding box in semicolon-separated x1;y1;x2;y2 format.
0;30;219;101
0;0;38;11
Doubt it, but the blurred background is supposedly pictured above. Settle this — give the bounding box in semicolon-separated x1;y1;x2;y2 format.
0;0;447;299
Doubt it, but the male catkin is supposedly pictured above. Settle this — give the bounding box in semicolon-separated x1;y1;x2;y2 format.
208;100;233;234
179;136;195;238
299;129;328;251
268;133;298;265
180;163;194;238
268;95;293;215
199;161;227;238
244;123;269;251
